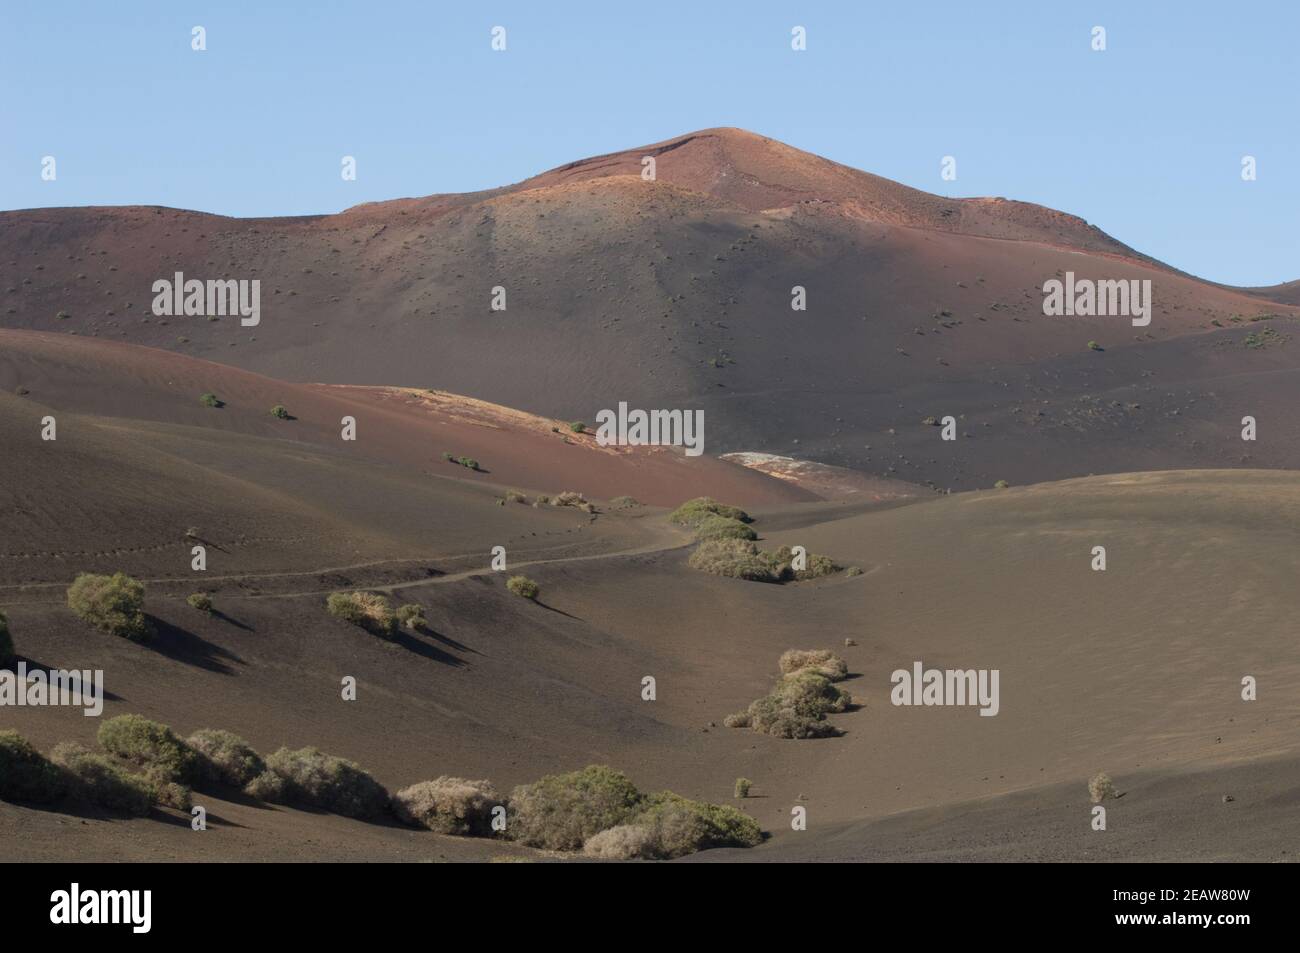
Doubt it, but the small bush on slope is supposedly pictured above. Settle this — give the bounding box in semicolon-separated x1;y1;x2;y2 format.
778;649;848;681
506;575;539;600
511;765;762;858
669;497;750;529
187;728;266;788
581;794;762;860
67;572;148;641
772;545;840;580
186;592;213;613
326;591;398;639
688;540;842;585
395;603;425;629
771;670;851;718
48;742;153;816
508;765;643;851
725;664;851;740
151;780;193;811
1089;772;1117;804
551;490;594;512
242;769;289;802
392;777;501;835
0;730;67;804
263;746;389;819
687;539;784;582
582;824;654;860
97;714;202;786
693;515;758;541
629;792;762;858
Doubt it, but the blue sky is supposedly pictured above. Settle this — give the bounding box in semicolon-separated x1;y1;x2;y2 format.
3;1;1295;285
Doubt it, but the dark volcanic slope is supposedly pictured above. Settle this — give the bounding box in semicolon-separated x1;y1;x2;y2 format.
688;754;1300;863
3;128;1296;490
4;468;1298;861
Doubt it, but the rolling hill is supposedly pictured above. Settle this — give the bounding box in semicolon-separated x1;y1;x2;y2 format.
4;128;1297;490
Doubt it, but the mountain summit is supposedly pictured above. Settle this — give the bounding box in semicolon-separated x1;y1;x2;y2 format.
515;128;1142;259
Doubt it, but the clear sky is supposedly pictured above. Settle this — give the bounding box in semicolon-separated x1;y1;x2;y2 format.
3;0;1295;285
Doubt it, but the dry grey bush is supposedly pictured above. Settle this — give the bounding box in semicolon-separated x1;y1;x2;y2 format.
392;776;501;835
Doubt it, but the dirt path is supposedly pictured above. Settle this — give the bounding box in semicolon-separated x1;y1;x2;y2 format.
0;516;697;605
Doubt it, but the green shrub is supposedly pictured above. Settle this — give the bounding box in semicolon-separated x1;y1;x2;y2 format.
97;714;202;785
392;777;501;835
242;769;289;802
581;792;762;859
845;566;864;576
994;480;1010;489
67;572;148;641
0;730;67;804
503;489;529;504
326;591;398;639
441;451;455;462
186;592;213;613
1087;340;1103;351
609;496;641;508
457;456;479;471
687;539;783;582
744;694;841;739
198;393;223;408
569;421;586;433
669;497;750;528
778;649;848;681
395;603;425;630
187;728;266;788
772;546;839;580
152;780;193;811
270;405;290;419
506;576;539;600
48;742;154;816
263;746;389;818
0;609;13;668
508;765;643;851
631;792;763;857
773;670;850;717
734;777;751;799
726;660;851;740
693;515;758;541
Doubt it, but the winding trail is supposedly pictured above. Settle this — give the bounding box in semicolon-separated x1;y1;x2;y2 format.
0;516;697;606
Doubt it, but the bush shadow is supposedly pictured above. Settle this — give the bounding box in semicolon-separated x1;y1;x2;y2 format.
144;616;245;675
